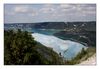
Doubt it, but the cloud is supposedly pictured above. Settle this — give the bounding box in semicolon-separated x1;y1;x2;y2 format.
74;4;96;14
39;4;56;14
60;4;75;9
59;4;96;16
14;5;29;13
4;4;96;23
39;4;68;19
40;7;55;13
59;4;77;12
5;5;30;16
39;4;90;20
13;5;38;16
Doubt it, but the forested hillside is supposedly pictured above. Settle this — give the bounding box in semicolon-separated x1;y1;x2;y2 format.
4;29;63;65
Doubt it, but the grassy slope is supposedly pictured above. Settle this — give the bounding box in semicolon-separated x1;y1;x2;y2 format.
65;47;96;65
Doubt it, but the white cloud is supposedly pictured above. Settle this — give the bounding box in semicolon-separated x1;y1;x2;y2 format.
60;4;76;11
5;4;96;23
60;4;74;8
14;6;28;13
60;4;96;16
77;6;96;15
40;8;55;13
13;5;38;17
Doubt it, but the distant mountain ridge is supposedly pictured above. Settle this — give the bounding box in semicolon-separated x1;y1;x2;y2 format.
4;21;96;31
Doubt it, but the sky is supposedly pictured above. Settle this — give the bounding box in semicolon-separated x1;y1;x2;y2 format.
4;4;96;23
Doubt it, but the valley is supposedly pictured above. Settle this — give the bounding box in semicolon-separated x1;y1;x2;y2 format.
4;21;96;65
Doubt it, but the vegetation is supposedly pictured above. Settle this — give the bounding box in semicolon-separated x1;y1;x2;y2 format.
4;29;63;65
53;30;96;47
4;29;96;65
65;47;96;65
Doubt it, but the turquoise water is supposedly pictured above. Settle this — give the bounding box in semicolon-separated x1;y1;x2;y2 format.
32;33;87;60
31;29;61;35
24;28;88;60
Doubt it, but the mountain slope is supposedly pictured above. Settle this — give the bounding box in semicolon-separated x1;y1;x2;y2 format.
4;21;96;31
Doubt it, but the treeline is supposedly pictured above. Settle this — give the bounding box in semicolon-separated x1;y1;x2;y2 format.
4;29;63;65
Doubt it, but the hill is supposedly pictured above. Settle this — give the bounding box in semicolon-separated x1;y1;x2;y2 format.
4;29;63;65
4;21;96;31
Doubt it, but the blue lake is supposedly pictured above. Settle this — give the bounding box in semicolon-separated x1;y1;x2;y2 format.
32;32;87;60
31;29;62;35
